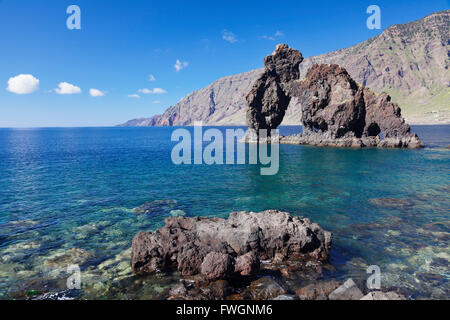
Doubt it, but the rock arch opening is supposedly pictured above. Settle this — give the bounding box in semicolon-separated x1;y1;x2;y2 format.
244;44;424;148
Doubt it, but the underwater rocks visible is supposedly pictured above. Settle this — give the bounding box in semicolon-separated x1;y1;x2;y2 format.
131;210;331;279
44;248;94;269
294;278;406;300
295;280;341;300
247;276;289;300
132;199;178;215
167;275;407;300
31;289;82;301
369;197;416;210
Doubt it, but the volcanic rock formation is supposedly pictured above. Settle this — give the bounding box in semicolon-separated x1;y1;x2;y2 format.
131;210;332;279
246;44;303;135
244;45;424;148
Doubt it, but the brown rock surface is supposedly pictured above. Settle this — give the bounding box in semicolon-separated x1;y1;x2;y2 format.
131;210;332;277
246;44;303;132
295;280;341;300
288;63;424;148
201;252;234;280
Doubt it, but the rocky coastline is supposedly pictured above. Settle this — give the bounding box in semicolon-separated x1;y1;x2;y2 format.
131;210;407;300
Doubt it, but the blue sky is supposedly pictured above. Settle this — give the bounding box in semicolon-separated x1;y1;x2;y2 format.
0;0;448;127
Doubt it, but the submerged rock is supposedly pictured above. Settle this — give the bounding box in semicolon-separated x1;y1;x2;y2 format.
295;280;341;300
168;279;234;300
170;210;186;217
248;276;289;300
31;289;82;301
133;199;177;215
369;197;416;210
131;210;332;279
44;248;94;268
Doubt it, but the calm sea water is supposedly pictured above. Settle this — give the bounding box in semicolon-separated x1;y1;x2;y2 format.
0;125;448;299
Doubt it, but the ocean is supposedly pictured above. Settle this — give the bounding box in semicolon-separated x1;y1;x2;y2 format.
0;125;448;299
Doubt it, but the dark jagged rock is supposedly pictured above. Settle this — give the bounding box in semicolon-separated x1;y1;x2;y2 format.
243;45;424;148
285;64;423;148
246;44;303;133
132;199;177;215
285;64;424;148
168;279;234;300
294;64;366;139
248;276;289;300
131;210;331;278
295;280;341;300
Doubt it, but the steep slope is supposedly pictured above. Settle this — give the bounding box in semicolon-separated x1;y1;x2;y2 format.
120;10;449;127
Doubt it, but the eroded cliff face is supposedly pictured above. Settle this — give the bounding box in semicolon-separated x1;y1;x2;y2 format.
245;45;423;148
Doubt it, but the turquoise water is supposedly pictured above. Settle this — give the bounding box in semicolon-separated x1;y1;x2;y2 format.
0;126;448;299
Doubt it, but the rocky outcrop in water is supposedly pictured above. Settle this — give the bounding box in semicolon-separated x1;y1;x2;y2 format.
242;46;423;148
131;210;331;278
281;64;424;148
246;44;303;133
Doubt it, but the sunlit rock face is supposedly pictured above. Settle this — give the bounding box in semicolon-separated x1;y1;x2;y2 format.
246;44;303;132
293;63;423;148
244;44;423;148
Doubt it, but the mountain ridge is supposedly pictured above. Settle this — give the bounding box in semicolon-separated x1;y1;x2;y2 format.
120;10;449;127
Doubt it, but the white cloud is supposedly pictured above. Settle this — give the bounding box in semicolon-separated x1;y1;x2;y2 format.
174;59;188;72
128;94;140;98
222;30;237;43
89;88;105;97
54;82;81;95
138;88;167;94
148;74;156;81
260;30;284;41
6;74;40;94
138;88;152;94
152;101;161;104
151;88;166;94
274;30;284;37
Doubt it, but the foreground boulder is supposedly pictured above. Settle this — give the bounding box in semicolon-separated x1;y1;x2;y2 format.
131;210;332;279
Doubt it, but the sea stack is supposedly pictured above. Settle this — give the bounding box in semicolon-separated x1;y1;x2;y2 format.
244;44;424;148
245;44;304;140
